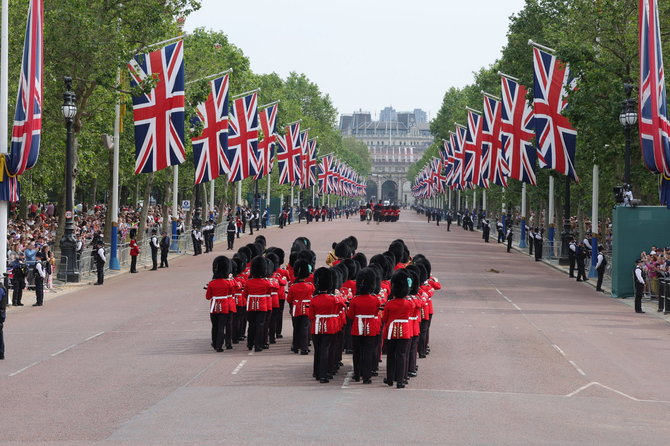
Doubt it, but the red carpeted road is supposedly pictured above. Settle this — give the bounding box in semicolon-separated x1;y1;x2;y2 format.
1;212;669;445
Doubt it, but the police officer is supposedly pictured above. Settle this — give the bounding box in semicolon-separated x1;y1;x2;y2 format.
93;242;106;286
33;252;47;303
568;237;577;278
446;211;452;231
575;241;588;282
150;229;159;269
527;223;533;256
633;259;646;313
226;218;236;250
191;225;202;256
506;226;513;253
482;218;490;243
534;228;543;262
595;245;607;292
202;221;212;253
159;231;170;268
0;277;6;359
10;254;26;306
496;219;504;243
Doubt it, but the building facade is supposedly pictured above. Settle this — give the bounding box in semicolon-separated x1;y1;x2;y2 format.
339;107;433;204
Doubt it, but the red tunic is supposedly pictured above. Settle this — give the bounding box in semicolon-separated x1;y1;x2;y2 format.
206;278;238;314
243;278;275;312
342;279;357;296
308;293;344;335
420;284;435;316
346;294;381;336
276;268;289;300
129;239;140;256
234;274;247;307
382;297;415;339
409;294;426;336
287;281;315;317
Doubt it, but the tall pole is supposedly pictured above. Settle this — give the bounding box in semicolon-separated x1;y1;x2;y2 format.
559;176;571;265
209;179;215;215
266;174;271;221
548;175;555;258
236;181;242;206
0;0;9;277
170;166;179;250
58;78;79;282
109;70;121;270
501;188;506;231
448;188;452;210
589;164;599;278
290;186;294;223
482;189;487;213
519;183;527;248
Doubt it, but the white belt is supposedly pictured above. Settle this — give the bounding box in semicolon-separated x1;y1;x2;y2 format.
409;316;419;321
356;314;376;335
387;319;408;340
315;314;338;334
292;300;309;317
210;295;230;312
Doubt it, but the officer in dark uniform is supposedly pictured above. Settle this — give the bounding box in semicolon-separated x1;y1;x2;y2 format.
496;219;504;243
159;231;170;268
93;242;106;286
568;238;577;278
575;241;588;282
595;245;607;292
506;226;513;252
226;218;236;250
633;259;646;313
10;254;26;306
150;229;159;269
446;211;452;231
533;228;543;261
0;277;6;359
482;218;490;242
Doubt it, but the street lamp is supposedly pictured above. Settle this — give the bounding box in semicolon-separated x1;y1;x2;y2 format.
619;83;637;185
58;76;79;282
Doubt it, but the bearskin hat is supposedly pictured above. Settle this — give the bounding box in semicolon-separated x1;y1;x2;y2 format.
250;256;268;279
356;267;377;295
390;269;411;299
314;267;335;293
212;256;231;279
293;259;312;280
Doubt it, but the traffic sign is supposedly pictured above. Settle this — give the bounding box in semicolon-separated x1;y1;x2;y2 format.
182;200;191;211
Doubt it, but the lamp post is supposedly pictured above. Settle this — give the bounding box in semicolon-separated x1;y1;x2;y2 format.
619;83;637;185
58;76;79;282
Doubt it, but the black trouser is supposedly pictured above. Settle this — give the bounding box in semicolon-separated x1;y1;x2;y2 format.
227;233;235;250
385;338;409;385
596;268;605;291
576;260;587;281
264;311;272;345
418;319;429;356
569;255;576;277
151;247;158;267
507;237;512;252
210;313;228;350
498;230;504;243
130;256;137;273
483;228;489;242
292;315;309;352
447;221;451;231
12;280;23;305
160;249;168;267
234;306;246;341
534;241;542;261
275;299;285;337
34;276;44;304
406;335;419;379
269;307;281;343
0;311;4;357
343;318;353;351
313;333;334;379
528;238;533;255
635;282;644;312
352;335;376;380
96;263;104;285
246;311;265;350
249;222;254;235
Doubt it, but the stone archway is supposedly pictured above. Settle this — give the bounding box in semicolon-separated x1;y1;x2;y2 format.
381;180;398;203
366;179;378;203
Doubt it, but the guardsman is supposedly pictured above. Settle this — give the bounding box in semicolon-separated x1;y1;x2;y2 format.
595;245;607;292
347;267;381;384
633;258;646;313
309;267;344;383
287;259;315;355
159;230;170;268
150;229;159;269
382;269;415;389
205;256;237;352
244;257;277;352
129;229;139;273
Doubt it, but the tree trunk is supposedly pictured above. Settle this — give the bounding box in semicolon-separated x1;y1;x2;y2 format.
103;149;113;245
137;173;154;246
185;186;196;230
92;178;98;205
217;195;227;224
134;179;140;205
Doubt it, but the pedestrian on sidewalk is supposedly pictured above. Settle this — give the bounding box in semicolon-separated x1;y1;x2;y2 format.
33;252;47;303
150;229;159;268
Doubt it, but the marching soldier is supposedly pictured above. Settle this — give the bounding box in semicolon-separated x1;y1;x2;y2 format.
150;229;159;269
159;231;170;268
287;259;315;355
347;267;381;384
205;256;237;352
382;269;415;389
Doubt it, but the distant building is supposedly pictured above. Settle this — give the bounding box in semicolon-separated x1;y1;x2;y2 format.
339;107;433;204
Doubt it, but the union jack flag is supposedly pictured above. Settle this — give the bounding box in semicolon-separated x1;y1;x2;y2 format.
225;92;260;182
442;139;454;184
454;125;469;189
128;40;185;174
318;154;334;194
255;102;278;180
500;75;538;185
299;129;310;188
0;169;20;203
302;139;318;189
463;110;485;188
276;122;302;185
532;46;579;181
7;0;43;178
192;74;229;184
639;0;670;176
482;94;509;187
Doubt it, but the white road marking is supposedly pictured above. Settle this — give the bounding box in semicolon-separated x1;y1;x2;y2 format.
564;382;662;402
231;360;247;375
51;344;77;357
341;370;353;389
9;361;40;377
85;331;105;341
569;360;586;376
552;344;566;357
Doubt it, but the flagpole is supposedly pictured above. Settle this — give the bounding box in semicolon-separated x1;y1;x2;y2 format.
171;166;179;251
185;68;233;86
528;39;556;54
136;34;187;53
589;164;599;278
266;173;271;225
232;88;260;99
548;175;555;258
519;183;527;248
109;69;122;270
209;179;215;218
0;0;8;277
236;181;242;207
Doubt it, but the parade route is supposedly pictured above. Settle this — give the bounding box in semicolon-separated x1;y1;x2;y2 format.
2;215;670;445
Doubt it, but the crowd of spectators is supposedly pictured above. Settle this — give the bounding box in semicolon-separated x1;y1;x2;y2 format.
639;246;670;299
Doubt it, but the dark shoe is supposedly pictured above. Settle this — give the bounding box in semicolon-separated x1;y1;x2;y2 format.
576;279;583;282
371;371;378;376
408;371;417;377
363;379;372;384
269;340;276;344
130;271;138;274
247;346;253;351
276;334;283;339
17;303;24;306
319;378;329;383
345;349;353;354
32;303;42;306
226;345;233;350
93;283;102;286
150;268;157;271
352;375;361;382
263;344;270;349
419;354;426;358
636;310;646;313
216;348;224;352
254;348;263;352
300;350;309;355
383;378;393;386
396;383;406;389
290;347;298;353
